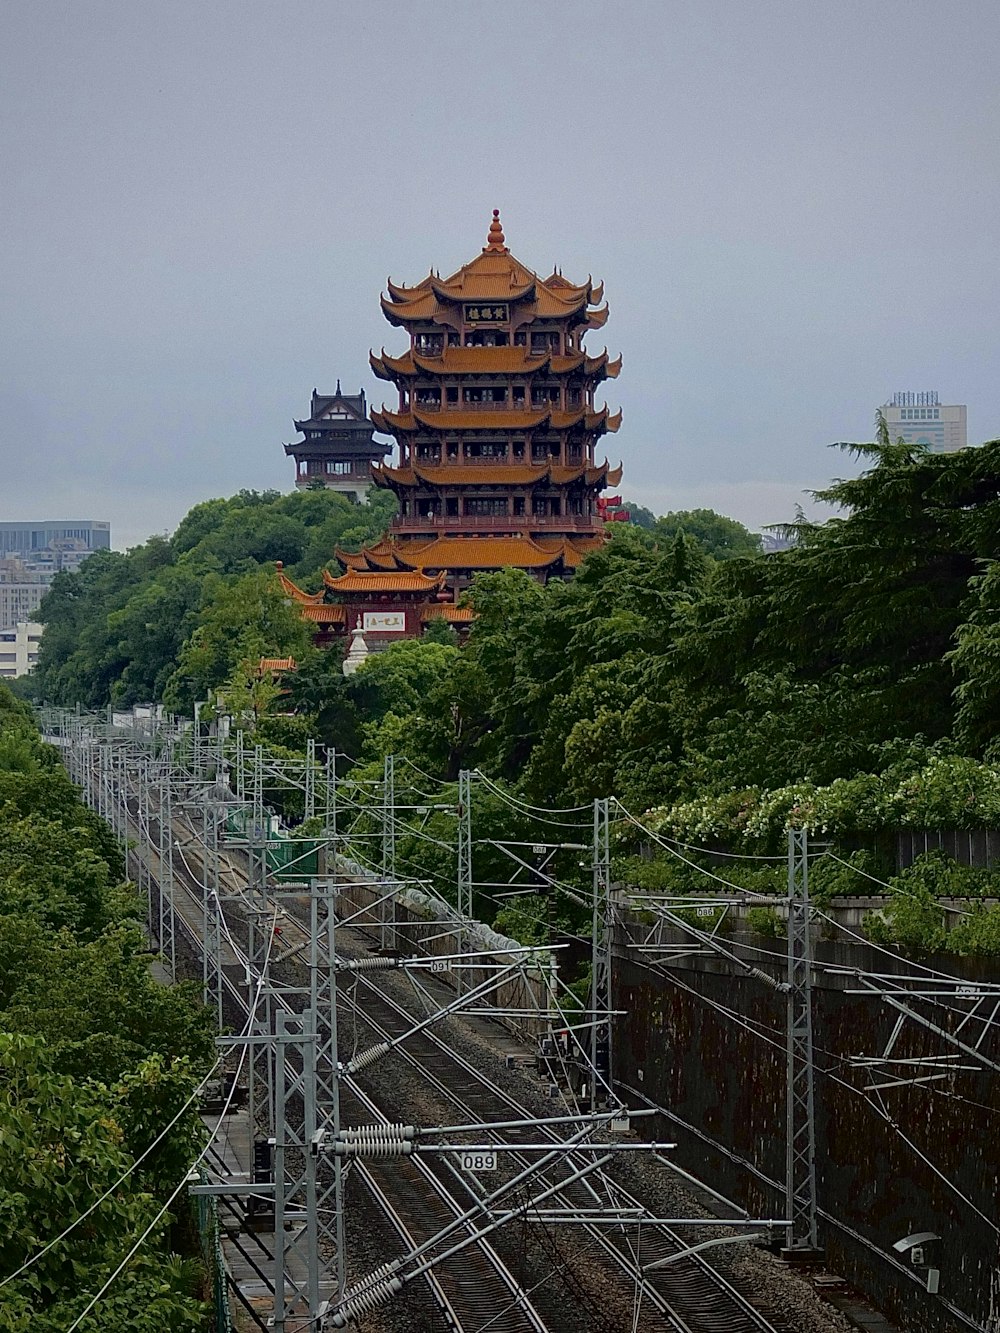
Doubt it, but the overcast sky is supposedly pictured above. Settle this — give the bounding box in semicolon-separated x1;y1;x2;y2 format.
3;0;999;548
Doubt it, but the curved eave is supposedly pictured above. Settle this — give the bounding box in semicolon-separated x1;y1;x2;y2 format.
370;348;417;381
276;568;325;605
379;292;443;326
372;462;417;487
371;408;406;435
386;276;432;302
606;353;623;379
589;280;605;305
542;271;592;301
586;304;610;329
606;408;623;432
333;547;368;571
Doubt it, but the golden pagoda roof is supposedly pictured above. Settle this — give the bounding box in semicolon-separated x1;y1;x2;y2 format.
380;210;605;326
395;535;580;570
373;460;618;489
334;548;369;570
372;406;552;434
370;346;618;382
420;604;476;623
322;568;446;594
334;541;402;571
301;604;347;624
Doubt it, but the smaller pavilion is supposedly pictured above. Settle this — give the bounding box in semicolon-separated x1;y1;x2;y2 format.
284;383;389;501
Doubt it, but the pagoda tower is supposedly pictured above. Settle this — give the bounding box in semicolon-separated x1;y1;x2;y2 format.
369;210;621;574
284;383;389;501
278;213;623;644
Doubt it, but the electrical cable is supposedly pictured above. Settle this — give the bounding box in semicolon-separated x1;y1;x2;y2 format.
0;1058;224;1292
62;914;279;1331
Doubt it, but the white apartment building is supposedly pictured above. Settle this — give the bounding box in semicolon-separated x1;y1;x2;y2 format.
0;621;42;679
884;391;967;453
0;559;52;631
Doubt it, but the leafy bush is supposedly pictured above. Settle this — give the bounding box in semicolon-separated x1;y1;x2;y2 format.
745;906;786;938
949;904;1000;956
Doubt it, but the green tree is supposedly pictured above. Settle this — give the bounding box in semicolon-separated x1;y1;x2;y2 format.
652;507;763;559
164;568;312;710
0;1034;206;1333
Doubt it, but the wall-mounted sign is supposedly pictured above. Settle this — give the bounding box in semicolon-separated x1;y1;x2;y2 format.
363;611;406;633
464;303;509;323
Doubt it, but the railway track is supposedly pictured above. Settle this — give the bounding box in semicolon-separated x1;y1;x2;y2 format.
128;792;551;1333
116;765;800;1333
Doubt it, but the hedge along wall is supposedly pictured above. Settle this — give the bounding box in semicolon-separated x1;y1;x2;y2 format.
614;922;1000;1333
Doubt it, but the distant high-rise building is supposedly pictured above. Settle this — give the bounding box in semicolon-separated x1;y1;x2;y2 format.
0;520;111;559
884;392;967;453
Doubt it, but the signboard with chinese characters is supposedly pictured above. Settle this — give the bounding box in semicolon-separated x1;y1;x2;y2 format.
362;611;406;633
464;303;509;323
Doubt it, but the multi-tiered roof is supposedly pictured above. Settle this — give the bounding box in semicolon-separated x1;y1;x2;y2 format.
280;213;623;641
284;383;389;500
365;210;621;579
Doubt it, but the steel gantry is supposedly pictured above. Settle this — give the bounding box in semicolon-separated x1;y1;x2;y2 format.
590;796;614;1112
55;717;781;1333
784;827;820;1256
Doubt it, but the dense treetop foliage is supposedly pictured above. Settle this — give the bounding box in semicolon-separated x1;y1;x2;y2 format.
31;487;396;710
29;432;1000;951
0;683;214;1328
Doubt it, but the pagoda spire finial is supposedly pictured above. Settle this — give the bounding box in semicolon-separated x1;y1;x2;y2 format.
483;208;508;253
335;378;341;395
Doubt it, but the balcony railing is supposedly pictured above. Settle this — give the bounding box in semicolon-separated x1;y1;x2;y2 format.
393;514;600;534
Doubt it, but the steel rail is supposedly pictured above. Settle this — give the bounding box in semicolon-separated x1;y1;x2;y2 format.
127;782;551;1333
117;753;793;1333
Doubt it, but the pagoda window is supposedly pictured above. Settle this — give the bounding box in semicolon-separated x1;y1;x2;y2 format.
512;385;525;405
566;387;582;407
531;331;560;354
446;498;459;517
464;441;506;460
415;389;441;406
513;330;527;347
568;442;583;463
531;443;547;463
464;330;509;347
465;498;509;517
415;332;444;355
446;442;459;460
513;496;526;517
463;387;507;405
569;496;583;515
415;445;440;463
531;385;561;406
446;387;459;404
512;439;525;459
447;331;460;347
